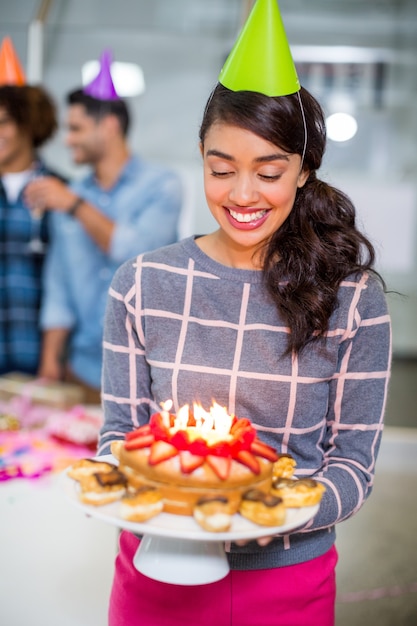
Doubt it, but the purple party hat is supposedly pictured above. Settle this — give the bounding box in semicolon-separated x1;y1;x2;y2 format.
83;49;120;100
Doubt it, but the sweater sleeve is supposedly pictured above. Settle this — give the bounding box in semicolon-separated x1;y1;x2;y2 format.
304;273;392;532
98;256;154;455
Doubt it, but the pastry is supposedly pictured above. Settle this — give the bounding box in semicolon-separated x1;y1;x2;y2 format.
193;495;233;532
67;457;117;481
272;453;297;479
270;477;325;507
78;469;127;506
120;486;163;522
239;489;286;527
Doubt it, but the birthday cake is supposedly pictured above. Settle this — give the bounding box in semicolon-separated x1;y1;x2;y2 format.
111;401;280;516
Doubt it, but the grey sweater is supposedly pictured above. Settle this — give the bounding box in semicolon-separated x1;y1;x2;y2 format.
99;236;391;570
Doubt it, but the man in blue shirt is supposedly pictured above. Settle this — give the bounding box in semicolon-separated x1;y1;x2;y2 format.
25;57;183;402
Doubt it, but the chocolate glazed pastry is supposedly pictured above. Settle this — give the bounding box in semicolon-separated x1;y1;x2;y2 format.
239;489;286;526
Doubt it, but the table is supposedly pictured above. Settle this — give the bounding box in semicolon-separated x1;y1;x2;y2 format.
0;395;117;626
0;465;118;625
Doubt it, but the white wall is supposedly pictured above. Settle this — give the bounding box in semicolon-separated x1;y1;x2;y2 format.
329;175;417;356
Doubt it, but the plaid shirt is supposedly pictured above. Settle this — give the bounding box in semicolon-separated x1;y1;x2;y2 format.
0;161;62;375
100;237;392;569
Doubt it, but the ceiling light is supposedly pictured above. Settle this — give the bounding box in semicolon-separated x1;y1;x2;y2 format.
326;112;358;142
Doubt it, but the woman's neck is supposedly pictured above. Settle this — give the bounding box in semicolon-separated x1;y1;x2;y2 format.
195;231;264;270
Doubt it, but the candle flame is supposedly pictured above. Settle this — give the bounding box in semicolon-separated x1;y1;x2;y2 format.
176;404;190;430
193;403;208;429
166;400;233;443
210;401;233;437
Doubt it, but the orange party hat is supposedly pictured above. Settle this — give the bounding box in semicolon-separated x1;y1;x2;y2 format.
0;37;26;86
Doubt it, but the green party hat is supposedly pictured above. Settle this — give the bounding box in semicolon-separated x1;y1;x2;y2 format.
219;0;300;97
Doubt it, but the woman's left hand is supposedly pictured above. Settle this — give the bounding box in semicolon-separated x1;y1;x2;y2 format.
234;535;275;547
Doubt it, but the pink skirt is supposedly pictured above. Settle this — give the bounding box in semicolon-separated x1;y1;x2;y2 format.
109;531;338;626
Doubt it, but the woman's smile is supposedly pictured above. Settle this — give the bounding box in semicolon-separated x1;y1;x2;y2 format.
225;206;271;229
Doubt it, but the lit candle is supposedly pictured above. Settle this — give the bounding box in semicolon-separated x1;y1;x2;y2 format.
175;404;190;430
193;403;205;430
199;405;214;435
160;399;173;428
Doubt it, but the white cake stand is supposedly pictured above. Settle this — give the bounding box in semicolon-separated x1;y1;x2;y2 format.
134;533;229;585
60;456;319;586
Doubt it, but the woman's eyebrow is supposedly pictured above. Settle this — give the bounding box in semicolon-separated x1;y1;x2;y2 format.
206;149;234;160
206;149;290;163
255;153;290;163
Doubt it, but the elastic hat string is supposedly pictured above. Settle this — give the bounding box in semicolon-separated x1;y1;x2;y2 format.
297;90;307;173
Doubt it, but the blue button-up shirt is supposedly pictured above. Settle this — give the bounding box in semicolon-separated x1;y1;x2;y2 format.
40;155;183;388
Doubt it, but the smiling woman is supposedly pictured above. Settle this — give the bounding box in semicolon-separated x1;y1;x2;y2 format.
97;1;391;624
0;81;62;377
98;63;391;626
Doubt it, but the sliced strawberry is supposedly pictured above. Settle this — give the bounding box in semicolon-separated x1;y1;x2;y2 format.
171;430;190;450
125;433;155;450
149;413;170;440
230;417;252;435
250;439;279;462
237;428;256;447
148;440;178;465
179;450;205;474
207;441;232;457
230;418;256;446
206;455;231;480
188;439;209;457
235;450;260;474
125;423;152;441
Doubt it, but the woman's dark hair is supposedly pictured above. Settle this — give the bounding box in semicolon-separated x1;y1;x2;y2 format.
0;84;57;147
200;83;383;354
67;89;130;136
